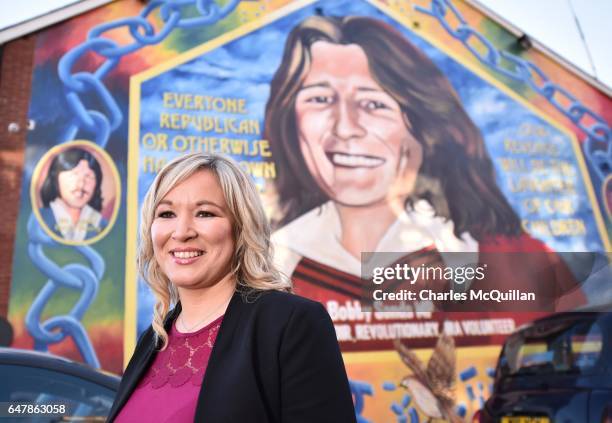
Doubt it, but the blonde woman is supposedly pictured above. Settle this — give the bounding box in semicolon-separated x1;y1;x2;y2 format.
108;153;355;422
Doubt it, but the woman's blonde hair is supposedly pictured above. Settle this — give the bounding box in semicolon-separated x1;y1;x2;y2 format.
138;153;291;349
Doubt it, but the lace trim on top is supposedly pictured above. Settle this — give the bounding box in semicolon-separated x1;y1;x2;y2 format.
140;315;223;389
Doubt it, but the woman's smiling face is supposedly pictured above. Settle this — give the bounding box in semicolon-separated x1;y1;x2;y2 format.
294;41;422;206
151;169;235;291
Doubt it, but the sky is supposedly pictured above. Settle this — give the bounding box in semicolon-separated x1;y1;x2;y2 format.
0;0;82;29
0;0;610;90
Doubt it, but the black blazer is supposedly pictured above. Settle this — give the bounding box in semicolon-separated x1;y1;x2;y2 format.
107;290;356;422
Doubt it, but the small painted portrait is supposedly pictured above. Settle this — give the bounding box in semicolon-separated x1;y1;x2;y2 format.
32;141;120;244
603;175;612;220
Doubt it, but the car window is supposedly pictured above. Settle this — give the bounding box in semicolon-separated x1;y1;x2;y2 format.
570;322;604;369
500;318;603;377
0;364;115;422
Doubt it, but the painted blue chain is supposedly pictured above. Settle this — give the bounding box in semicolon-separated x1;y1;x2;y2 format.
416;0;612;182
26;0;241;368
56;0;240;147
26;215;104;368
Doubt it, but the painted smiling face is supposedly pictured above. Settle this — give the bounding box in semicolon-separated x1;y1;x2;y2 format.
151;169;235;290
295;41;423;206
57;159;97;210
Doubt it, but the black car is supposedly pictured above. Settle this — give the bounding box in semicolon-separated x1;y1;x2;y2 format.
0;348;119;422
478;310;612;423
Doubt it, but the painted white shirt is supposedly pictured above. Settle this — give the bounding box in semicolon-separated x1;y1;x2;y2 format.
272;200;479;278
49;199;103;241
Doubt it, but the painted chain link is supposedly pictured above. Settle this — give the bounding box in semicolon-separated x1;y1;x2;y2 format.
26;0;241;368
416;0;612;182
56;0;241;147
26;214;104;368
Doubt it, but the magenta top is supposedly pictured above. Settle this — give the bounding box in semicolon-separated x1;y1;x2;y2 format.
115;315;223;423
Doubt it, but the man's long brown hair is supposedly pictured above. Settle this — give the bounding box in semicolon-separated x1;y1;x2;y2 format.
264;15;522;241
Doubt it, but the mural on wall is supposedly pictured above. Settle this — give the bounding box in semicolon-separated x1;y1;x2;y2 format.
7;0;611;420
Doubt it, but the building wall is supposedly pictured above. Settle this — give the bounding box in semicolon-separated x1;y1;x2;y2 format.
0;36;36;317
2;1;611;420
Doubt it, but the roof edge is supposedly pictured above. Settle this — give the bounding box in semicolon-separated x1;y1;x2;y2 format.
465;0;612;98
0;0;115;45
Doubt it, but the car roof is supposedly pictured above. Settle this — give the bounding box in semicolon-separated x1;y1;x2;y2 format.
514;309;612;335
0;347;120;390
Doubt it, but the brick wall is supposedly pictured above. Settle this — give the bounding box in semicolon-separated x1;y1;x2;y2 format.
0;35;36;317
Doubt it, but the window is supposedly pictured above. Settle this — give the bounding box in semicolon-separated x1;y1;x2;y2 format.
500;318;603;377
0;364;115;422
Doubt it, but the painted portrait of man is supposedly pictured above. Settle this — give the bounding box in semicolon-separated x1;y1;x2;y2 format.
266;15;584;311
39;147;108;242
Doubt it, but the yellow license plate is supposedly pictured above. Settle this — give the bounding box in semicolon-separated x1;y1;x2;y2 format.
501;417;550;423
